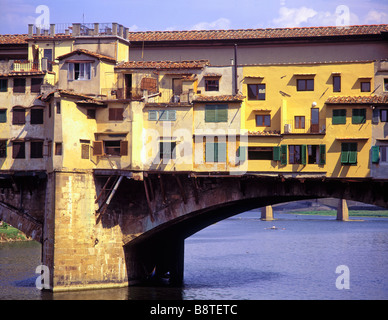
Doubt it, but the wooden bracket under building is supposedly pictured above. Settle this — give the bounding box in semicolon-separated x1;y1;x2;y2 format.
95;175;123;215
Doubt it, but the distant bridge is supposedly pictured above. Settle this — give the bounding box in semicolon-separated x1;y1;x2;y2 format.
0;171;387;291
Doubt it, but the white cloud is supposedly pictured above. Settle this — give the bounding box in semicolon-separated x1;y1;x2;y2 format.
272;6;317;27
190;18;231;30
364;10;388;24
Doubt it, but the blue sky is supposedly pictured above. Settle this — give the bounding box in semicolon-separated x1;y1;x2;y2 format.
1;0;388;34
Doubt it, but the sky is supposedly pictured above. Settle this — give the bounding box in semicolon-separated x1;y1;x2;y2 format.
0;0;388;35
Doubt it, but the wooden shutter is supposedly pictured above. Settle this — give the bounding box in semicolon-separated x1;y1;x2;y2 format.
280;145;287;165
273;146;280;161
341;143;350;164
167;110;176;121
216;105;228;123
148;110;158;121
217;142;227;162
159;110;168;121
205;105;216;122
109;108;123;121
205;142;214;162
120;141;128;156
319;144;326;165
93;141;103;156
333;109;346;125
0;109;6;123
237;146;247;162
81;144;90;159
371;146;380;163
349;145;357;164
301;144;307;165
352;109;366;124
12;108;25;125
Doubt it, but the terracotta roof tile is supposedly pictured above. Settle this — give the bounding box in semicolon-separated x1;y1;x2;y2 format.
116;60;209;70
0;34;29;45
127;24;388;42
326;95;388;104
193;94;245;102
56;49;116;63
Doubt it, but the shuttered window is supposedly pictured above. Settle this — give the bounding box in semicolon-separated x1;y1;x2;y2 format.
31;78;43;93
371;145;380;163
0;79;7;92
13;78;26;93
332;109;346;125
273;146;280;161
30;141;43;158
205;105;228;123
205;142;227;163
81;144;90;159
0;140;6;158
341;143;357;165
109;108;124;121
0;109;6;123
237;146;247;162
280;145;287;165
319;144;326;165
148;110;176;121
159;142;176;161
93;141;103;156
12;107;25;125
12;141;25;159
352;109;366;124
30;108;44;124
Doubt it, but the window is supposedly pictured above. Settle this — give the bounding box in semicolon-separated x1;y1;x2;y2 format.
0;109;6;123
13;78;26;93
289;145;304;164
352;109;366;124
12;141;25;159
248;147;273;160
31;78;43;93
12;107;25;125
205;142;227;163
148;110;176;121
0;140;6;158
273;145;288;165
92;140;128;156
87;109;96;119
30;108;44;124
255;114;270;127
205;79;219;91
341;143;357;165
308;145;326;165
380;109;388;122
0;79;7;92
55;142;62;156
205;105;228;123
56;101;61;114
295;116;305;129
361;81;371;92
159;142;176;161
333;109;346;125
247;84;265;100
109;108;123;121
81;143;90;159
333;75;341;92
68;62;91;80
30;141;43;158
297;79;314;91
380;146;388;163
384;79;388;92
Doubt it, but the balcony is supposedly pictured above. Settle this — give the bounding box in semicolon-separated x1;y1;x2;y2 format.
283;118;326;134
0;59;51;74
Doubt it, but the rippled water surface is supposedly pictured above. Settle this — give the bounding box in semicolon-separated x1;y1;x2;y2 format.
1;212;387;300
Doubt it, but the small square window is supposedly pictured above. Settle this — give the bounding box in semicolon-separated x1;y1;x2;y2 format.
87;109;96;119
55;142;62;156
13;78;26;93
248;84;265;100
255;114;270;126
333;76;341;92
205;79;219;91
30;141;43;158
0;79;7;92
0;140;7;158
30;108;44;124
0;109;6;123
297;79;314;91
12;141;25;159
361;81;371;92
295;116;305;129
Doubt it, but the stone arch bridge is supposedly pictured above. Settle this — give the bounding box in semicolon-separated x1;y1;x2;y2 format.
0;171;387;291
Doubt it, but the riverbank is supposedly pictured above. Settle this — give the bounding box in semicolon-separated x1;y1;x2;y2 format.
0;224;31;242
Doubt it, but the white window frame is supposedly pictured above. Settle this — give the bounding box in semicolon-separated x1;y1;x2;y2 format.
68;62;91;81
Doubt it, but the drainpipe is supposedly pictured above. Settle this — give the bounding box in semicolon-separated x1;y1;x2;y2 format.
234;44;238;95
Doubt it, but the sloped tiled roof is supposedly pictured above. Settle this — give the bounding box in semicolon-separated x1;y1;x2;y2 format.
116;60;209;70
127;24;388;43
193;94;245;102
0;34;29;45
56;49;116;63
326;95;388;104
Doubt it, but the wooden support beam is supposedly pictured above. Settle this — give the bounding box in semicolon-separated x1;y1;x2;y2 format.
158;174;167;204
174;174;187;204
191;177;199;204
143;178;155;221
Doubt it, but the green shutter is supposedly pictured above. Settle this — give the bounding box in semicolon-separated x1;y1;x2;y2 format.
301;145;307;165
371;145;380;163
0;110;6;123
273;146;280;161
349;143;357;164
205;142;215;162
352;109;366;124
217;143;227;162
167;110;176;121
216;105;228;123
0;79;7;92
319;144;326;165
237;146;247;162
159;110;168;121
205;105;216;122
341;143;349;164
333;109;346;124
280;145;287;165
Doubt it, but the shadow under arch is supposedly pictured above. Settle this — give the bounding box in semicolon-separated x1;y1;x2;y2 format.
123;194;319;286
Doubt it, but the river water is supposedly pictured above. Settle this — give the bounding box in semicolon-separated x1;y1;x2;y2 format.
0;212;387;300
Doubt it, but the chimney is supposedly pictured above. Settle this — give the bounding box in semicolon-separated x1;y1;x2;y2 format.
36;27;41;36
44;29;49;36
119;25;124;38
65;29;70;35
94;23;99;35
112;23;118;35
28;24;34;37
50;24;55;36
124;27;129;40
72;23;81;36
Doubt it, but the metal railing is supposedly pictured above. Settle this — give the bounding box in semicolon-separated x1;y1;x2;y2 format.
283;118;326;134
